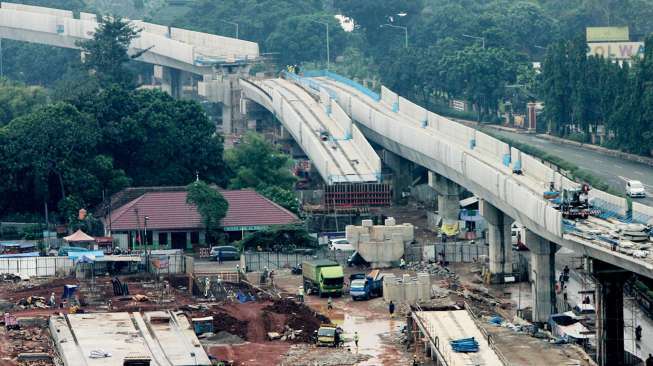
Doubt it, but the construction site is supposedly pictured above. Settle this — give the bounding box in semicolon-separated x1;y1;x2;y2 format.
0;210;605;366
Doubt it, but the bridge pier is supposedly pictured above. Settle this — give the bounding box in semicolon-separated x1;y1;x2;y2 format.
154;65;183;99
592;259;630;366
428;172;463;222
480;200;513;283
526;229;558;324
382;150;414;202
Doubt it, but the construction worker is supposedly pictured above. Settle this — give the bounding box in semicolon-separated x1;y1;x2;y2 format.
298;286;304;303
412;355;419;366
327;296;333;310
353;331;359;349
646;353;653;366
389;300;395;318
49;292;56;308
563;265;570;282
399;258;406;269
636;325;643;342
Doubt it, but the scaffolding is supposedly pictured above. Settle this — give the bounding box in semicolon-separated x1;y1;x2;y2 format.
324;182;391;208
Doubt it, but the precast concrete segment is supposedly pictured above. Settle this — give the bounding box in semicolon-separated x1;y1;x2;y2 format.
526;230;559;324
592;260;631;366
480;200;514;282
413;310;504;366
312;75;653;280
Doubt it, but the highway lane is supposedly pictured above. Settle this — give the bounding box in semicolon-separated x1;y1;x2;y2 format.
485;129;653;207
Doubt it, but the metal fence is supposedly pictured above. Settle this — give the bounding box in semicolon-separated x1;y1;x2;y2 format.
0;254;188;278
406;241;489;263
0;256;74;277
243;250;352;271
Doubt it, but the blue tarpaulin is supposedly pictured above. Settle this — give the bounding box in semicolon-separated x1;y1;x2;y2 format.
450;337;479;352
0;252;40;258
236;291;255;303
67;250;104;259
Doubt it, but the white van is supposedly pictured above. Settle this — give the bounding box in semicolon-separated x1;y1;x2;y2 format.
329;238;354;251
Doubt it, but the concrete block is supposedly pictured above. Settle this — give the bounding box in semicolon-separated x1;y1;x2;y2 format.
385;217;396;226
362;219;373;227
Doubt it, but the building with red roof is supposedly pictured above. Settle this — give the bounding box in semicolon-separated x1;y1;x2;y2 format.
103;187;298;251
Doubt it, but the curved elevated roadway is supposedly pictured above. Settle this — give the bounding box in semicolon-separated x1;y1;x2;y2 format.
240;77;381;184
0;2;259;75
310;73;653;280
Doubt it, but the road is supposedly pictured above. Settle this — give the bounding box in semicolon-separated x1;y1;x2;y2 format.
555;248;653;360
486;128;653;206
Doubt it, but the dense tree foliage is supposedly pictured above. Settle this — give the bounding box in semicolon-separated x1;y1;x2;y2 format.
539;36;653;155
226;133;298;212
0;80;47;126
186;180;229;235
77;16;142;87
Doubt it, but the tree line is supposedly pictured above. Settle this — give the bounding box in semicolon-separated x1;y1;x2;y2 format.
540;36;653;155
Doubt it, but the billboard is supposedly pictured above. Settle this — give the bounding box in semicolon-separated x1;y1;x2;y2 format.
587;42;644;60
586;27;629;42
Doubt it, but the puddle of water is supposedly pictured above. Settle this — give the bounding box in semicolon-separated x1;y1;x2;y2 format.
339;314;408;365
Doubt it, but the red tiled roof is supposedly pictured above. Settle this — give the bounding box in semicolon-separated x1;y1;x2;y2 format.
108;189;298;231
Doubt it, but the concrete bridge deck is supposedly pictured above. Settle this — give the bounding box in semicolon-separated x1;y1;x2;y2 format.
241;77;381;184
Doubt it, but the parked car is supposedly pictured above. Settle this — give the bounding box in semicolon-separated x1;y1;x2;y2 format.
626;180;646;198
210;245;240;261
329;238;354;251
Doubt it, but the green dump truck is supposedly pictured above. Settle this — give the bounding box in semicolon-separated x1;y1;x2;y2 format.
302;259;344;297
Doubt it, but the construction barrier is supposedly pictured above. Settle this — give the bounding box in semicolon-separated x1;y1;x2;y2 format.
588;189;628;217
633;202;653;224
475;132;510;164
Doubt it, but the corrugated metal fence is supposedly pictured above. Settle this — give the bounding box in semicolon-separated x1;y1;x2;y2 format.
243;250;351;271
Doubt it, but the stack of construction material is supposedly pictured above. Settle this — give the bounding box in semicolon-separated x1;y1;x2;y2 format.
450;337;479;352
618;224;648;242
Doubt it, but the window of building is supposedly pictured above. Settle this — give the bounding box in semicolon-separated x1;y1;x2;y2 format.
158;232;168;246
190;231;199;244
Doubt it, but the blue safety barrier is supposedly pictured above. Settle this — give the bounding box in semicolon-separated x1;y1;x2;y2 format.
303;70;381;102
502;153;511;167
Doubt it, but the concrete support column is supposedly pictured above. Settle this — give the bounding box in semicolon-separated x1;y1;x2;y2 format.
480;200;513;283
428;172;464;221
382;150;413;202
154;65;182;99
526;230;558;323
592;259;630;366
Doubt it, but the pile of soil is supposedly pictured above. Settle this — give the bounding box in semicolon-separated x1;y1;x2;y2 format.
212;312;250;341
263;298;330;343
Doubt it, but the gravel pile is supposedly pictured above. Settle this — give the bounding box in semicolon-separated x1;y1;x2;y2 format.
282;344;371;365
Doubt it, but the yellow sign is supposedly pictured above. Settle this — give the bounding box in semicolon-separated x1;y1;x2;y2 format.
586;27;629;42
587;42;644;60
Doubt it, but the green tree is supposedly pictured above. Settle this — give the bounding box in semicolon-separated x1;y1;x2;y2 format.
257;185;299;214
226;132;296;190
77;15;142;87
186;180;229;238
0;80;48;126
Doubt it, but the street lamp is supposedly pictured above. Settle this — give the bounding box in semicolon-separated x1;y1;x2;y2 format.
381;23;408;48
462;34;485;49
311;20;330;70
219;20;239;39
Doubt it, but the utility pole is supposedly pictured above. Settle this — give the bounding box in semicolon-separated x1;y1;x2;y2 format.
381;24;408;48
219;20;239;39
311;20;330;70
